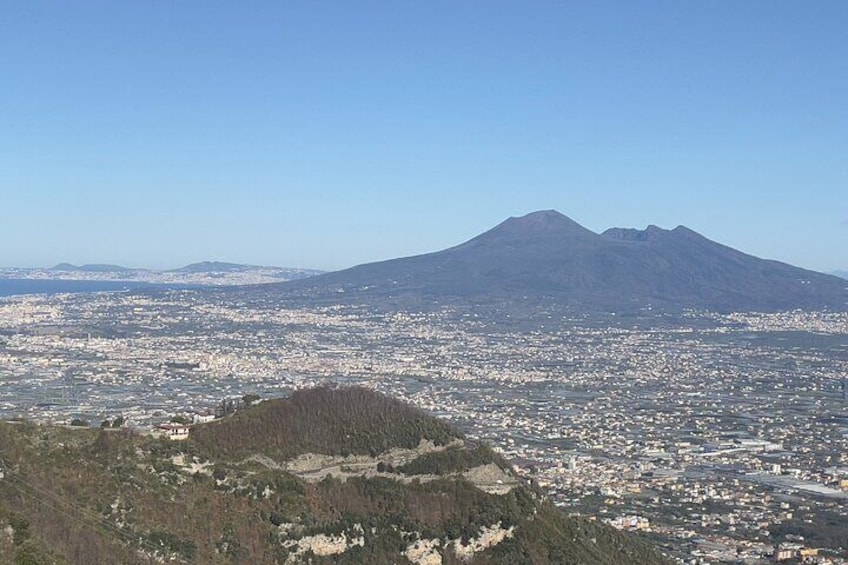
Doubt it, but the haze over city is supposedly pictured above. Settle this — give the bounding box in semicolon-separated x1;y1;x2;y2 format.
2;2;847;272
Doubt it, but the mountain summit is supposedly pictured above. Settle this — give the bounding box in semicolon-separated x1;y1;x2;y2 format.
470;210;597;243
279;211;847;313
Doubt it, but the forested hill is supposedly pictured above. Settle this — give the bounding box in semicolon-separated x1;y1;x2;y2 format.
0;387;671;564
191;387;463;460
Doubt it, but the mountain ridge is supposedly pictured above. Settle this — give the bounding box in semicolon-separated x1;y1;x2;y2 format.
273;210;847;313
50;262;134;272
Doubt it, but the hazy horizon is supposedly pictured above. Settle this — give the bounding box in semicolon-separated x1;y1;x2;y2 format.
3;2;846;272
2;209;848;276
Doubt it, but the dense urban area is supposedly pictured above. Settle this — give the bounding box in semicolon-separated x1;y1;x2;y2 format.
0;288;847;564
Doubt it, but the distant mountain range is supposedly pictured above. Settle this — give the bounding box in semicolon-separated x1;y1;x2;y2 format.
277;210;847;313
50;262;134;273
169;261;274;274
833;270;848;280
49;261;317;275
3;262;324;287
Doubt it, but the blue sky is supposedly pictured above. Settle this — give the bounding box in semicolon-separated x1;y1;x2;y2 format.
2;1;846;272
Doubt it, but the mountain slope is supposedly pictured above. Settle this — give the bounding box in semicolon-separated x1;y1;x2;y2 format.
0;387;670;564
276;211;847;313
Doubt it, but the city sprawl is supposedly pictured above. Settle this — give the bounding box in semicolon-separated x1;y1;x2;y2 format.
1;288;847;563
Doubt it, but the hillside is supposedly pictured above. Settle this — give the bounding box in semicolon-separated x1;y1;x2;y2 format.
272;210;847;313
0;387;670;565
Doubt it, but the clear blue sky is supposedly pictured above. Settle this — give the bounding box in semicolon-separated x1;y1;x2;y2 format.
2;1;846;272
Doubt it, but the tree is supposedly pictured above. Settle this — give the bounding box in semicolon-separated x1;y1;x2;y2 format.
216;399;237;418
269;512;285;527
10;515;29;546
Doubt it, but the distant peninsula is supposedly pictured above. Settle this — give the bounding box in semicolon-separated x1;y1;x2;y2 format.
1;262;323;288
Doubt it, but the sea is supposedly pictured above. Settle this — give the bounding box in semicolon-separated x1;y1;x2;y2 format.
0;279;198;298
